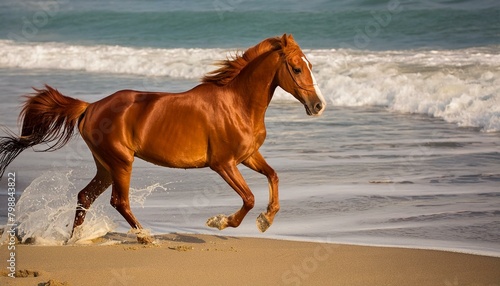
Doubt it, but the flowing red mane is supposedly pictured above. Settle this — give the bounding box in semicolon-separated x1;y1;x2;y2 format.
202;36;299;86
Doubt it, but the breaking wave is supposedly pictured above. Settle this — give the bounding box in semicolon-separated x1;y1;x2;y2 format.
1;40;499;131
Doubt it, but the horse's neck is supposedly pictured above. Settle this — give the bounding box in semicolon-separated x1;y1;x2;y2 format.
232;51;280;122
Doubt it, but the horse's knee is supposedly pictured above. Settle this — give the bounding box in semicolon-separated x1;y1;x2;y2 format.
269;171;279;185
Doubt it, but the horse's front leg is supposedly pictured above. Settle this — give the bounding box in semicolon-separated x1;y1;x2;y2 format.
242;151;280;232
206;163;255;230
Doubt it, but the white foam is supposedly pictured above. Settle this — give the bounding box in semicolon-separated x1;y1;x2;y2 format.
1;40;499;131
296;47;500;132
0;40;223;78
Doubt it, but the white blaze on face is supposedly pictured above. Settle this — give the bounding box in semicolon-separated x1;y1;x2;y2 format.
301;57;326;114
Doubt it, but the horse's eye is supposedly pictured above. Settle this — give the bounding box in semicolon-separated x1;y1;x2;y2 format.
293;67;302;74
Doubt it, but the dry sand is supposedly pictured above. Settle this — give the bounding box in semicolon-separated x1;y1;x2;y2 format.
1;233;499;286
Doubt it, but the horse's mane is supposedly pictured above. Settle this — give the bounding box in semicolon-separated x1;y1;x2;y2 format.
202;35;297;86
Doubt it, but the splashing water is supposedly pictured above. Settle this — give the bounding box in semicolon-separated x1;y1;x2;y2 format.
130;182;170;208
11;171;116;245
3;171;171;245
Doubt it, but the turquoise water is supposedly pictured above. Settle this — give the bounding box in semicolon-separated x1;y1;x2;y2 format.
0;0;499;256
1;0;499;49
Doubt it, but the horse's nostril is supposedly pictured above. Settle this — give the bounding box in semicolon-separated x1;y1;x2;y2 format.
314;102;323;112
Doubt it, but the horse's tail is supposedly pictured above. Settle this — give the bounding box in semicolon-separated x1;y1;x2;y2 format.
0;85;89;179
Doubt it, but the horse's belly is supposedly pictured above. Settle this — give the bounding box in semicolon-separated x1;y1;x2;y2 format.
136;136;208;169
136;149;208;169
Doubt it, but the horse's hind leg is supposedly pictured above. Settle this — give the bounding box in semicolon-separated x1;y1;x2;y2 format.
207;163;255;230
71;156;112;238
243;151;280;232
108;161;153;244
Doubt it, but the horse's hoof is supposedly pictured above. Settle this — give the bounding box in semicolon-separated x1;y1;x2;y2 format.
206;214;228;230
137;235;155;245
130;228;155;244
67;225;83;244
256;213;271;232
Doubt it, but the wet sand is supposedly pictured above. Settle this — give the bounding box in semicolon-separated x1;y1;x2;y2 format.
1;233;499;286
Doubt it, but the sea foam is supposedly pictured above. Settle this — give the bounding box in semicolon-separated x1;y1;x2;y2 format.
1;40;499;131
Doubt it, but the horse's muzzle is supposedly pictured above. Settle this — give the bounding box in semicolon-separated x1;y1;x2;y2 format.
305;100;326;116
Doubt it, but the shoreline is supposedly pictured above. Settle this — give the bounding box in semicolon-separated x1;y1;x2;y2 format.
1;233;500;286
210;233;500;259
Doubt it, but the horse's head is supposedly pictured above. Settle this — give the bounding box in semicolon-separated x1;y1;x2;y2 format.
276;34;326;116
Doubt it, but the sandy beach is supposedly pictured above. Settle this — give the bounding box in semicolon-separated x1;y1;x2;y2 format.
1;233;499;286
1;1;500;285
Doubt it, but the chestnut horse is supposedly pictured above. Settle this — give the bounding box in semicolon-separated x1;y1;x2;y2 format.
0;34;326;243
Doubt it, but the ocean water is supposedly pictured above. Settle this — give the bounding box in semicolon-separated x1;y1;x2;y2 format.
0;0;499;256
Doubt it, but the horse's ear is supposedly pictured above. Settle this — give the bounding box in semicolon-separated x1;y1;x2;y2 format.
281;34;295;47
281;34;288;47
